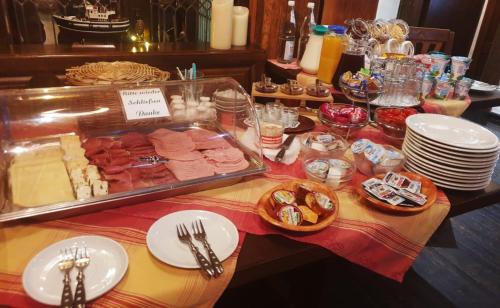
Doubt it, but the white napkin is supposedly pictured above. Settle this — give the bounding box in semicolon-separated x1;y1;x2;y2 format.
239;128;300;165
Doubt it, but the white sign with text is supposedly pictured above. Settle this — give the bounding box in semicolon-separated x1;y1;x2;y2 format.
119;88;170;121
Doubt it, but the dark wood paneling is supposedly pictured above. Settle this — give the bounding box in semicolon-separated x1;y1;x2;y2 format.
250;0;322;60
0;0;11;45
422;0;485;56
321;0;378;25
470;0;500;82
480;26;500;84
397;0;425;26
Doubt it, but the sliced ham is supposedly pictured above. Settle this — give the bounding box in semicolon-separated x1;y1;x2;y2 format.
194;139;231;150
186;129;219;141
108;156;132;167
108;148;130;157
160;150;203;161
102;163;132;174
121;132;151;148
212;159;250;174
187;129;231;149
147;128;179;142
83;137;120;155
151;176;177;186
203;147;244;163
109;181;134;194
166;159;215;181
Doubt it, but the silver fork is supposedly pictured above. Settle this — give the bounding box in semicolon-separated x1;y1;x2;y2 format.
57;248;75;308
192;220;224;277
73;247;90;308
176;224;215;278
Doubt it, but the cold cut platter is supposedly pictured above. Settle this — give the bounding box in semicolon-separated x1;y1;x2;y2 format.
0;78;266;223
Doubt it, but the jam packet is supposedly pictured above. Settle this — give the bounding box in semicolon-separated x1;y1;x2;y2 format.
362;178;405;205
396;188;427;206
383;172;422;194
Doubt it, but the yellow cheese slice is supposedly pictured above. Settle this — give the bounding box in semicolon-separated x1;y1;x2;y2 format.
60;135;81;146
9;160;75;207
13;147;63;166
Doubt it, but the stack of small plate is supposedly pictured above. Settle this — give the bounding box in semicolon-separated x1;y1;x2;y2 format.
402;114;499;190
214;89;248;113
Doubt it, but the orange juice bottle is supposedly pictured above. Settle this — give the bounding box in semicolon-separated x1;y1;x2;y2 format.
317;25;347;84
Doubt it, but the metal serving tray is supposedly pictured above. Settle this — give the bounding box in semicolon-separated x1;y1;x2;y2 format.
0;78;265;224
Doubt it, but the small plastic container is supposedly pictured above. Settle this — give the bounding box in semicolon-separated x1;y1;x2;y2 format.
300;132;348;159
303;157;355;190
352;140;406;176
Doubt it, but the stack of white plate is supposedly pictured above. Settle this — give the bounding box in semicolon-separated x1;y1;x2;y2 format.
403;114;499;190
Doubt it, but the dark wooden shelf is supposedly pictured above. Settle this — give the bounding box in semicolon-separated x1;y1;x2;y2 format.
0;43;267;92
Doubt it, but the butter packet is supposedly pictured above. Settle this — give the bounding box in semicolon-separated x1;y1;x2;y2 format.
351;139;372;154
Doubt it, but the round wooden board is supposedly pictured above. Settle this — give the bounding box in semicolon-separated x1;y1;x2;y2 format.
356;172;437;214
256;180;339;232
284;115;315;134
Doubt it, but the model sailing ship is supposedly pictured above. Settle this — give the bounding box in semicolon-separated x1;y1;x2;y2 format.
53;1;129;34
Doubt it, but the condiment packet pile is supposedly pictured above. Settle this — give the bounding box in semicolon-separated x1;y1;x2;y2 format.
362;172;427;207
351;139;405;176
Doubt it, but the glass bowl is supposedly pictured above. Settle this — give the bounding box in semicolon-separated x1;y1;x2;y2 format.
303;157;355;190
374;107;418;140
339;78;384;103
319;103;369;130
353;144;406;176
300;132;348;159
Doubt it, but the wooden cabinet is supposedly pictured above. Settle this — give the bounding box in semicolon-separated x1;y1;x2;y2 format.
0;43;266;92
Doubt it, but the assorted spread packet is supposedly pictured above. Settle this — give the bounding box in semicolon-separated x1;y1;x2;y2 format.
362;172;427;207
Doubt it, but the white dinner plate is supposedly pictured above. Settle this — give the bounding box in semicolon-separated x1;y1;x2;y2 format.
147;210;239;269
23;236;128;306
470;81;497;92
406;114;499;150
403;141;499;167
405;135;500;162
405;129;500;155
404;156;494;179
402;147;496;174
404;160;492;183
405;163;491;190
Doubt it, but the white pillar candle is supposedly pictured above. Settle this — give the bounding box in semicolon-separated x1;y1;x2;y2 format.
210;0;234;50
232;6;249;46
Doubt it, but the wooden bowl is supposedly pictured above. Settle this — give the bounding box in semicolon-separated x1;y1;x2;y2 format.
356;172;437;214
256;180;339;232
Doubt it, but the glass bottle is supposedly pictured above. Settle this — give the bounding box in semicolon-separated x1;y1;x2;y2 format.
297;2;316;62
300;25;327;74
317;25;346;84
277;1;297;64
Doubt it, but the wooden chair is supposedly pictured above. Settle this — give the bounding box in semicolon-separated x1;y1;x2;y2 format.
408;26;455;54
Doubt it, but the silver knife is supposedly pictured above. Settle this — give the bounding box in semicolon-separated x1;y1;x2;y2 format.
275;134;296;163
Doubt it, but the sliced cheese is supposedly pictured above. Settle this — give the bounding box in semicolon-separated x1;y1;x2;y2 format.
91;179;108;196
13;147;63;166
65;158;89;171
9;160;75;207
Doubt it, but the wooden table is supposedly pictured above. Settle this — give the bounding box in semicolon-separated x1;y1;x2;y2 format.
227;181;500;288
229;60;500;287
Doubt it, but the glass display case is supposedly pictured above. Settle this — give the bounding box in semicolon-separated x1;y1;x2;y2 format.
0;77;266;223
